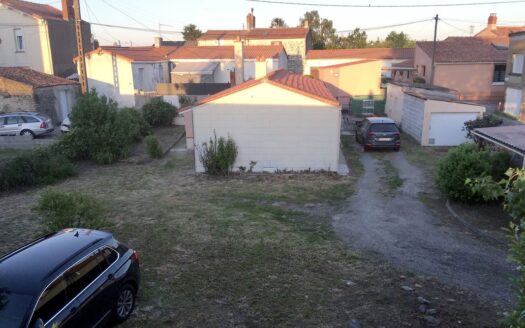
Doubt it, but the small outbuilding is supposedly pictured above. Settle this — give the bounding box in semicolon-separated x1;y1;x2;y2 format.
385;82;485;146
472;125;525;168
0;67;80;123
183;69;342;172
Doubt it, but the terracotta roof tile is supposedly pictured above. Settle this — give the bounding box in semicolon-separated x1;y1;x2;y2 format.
476;26;525;46
0;67;78;88
195;69;339;107
169;45;285;60
306;48;414;60
418;37;507;63
0;0;63;20
83;46;179;62
198;28;310;41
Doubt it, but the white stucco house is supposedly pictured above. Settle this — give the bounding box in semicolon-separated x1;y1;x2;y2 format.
183;69;342;173
0;0;92;77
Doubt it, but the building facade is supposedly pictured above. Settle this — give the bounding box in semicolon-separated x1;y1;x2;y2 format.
504;31;525;122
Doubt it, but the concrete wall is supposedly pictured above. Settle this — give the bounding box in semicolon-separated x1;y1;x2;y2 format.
401;95;425;142
385;83;405;124
313;60;382;97
305;58;406;78
0;5;51;74
191;82;340;172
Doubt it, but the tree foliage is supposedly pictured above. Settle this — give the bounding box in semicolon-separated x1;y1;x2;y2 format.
338;28;368;49
270;17;287;28
300;11;337;49
182;24;202;41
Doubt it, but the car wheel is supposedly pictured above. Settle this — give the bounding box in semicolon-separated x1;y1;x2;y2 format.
20;129;35;138
394;146;400;152
114;284;136;323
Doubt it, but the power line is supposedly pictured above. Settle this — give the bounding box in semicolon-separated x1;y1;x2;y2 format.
89;22;181;35
337;18;434;33
247;0;525;7
83;0;118;42
100;0;155;31
440;19;471;34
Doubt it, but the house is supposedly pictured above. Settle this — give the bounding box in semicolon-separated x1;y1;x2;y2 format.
183;69;342;172
475;13;525;47
304;48;415;79
79;45;177;108
385;82;485;146
168;43;287;84
0;66;80;123
414;37;507;103
197;9;312;73
503;31;525;122
0;0;92;77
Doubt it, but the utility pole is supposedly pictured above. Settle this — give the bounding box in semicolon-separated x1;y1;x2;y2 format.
73;0;88;95
429;14;439;87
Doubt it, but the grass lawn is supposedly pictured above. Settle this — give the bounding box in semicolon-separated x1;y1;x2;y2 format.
0;138;503;326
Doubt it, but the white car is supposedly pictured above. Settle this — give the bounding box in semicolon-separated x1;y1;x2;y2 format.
60;116;71;133
0;112;54;138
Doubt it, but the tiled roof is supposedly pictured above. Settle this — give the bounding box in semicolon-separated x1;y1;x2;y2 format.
473;125;525;155
198;28;310;40
0;0;63;20
195;69;339;107
476;26;525;46
0;67;78;88
392;59;415;69
84;46;179;62
314;59;380;70
170;45;285;60
417;37;507;63
306;48;414;60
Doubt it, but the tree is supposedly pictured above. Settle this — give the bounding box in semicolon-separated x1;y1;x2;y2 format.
182;24;202;41
339;28;368;49
299;11;337;49
383;31;415;48
270;17;287;28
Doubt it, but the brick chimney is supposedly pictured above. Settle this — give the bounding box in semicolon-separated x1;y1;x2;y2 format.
488;13;497;31
234;36;244;85
154;37;163;48
61;0;74;21
246;8;256;31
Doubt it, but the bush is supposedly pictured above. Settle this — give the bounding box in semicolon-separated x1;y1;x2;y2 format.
55;91;150;164
145;135;163;158
142;98;177;127
34;190;107;233
198;133;238;175
435;143;509;203
463;114;503;139
0;149;74;192
413;77;426;84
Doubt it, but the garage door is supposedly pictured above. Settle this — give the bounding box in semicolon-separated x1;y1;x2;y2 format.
428;113;478;146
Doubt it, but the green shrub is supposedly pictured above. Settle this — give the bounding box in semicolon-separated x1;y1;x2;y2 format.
34;190;107;232
413;77;426;84
463;114;503;139
145;135;163;158
142;98;177;127
435;143;509;203
0;149;74;192
198;133;238;175
55;91;150;164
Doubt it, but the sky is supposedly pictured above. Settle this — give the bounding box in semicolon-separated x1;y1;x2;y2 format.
36;0;525;46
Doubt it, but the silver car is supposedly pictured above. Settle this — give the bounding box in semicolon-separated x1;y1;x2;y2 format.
0;112;54;137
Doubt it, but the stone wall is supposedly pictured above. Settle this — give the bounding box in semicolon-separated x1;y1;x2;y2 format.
282;38;309;74
0;93;36;113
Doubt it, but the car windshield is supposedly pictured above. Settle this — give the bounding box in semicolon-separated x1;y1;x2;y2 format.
370;123;398;133
0;288;33;328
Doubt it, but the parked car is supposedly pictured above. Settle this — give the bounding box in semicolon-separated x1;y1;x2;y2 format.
60;117;71;134
0;113;54;138
355;117;401;151
0;229;140;328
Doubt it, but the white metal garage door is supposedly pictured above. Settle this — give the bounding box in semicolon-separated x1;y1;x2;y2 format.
428;113;478;146
504;88;523;118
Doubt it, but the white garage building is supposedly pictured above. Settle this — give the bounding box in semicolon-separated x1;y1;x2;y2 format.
183;70;342;172
385;83;485;146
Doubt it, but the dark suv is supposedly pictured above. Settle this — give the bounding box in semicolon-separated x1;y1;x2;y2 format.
0;229;140;328
355;117;401;151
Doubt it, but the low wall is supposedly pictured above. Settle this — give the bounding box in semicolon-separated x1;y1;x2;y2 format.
0;135;57;150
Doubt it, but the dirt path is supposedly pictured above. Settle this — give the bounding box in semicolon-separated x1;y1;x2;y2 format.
333;148;514;305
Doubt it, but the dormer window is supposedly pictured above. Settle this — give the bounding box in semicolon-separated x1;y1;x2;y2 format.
13;28;24;52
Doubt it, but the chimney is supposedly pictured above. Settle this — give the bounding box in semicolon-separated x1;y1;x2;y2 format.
246;8;256;31
255;57;267;79
61;0;74;21
488;13;497;30
234;36;244;85
303;20;309;29
154;37;163;47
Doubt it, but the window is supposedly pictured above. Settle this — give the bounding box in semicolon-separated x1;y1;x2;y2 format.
5;116;19;125
64;253;103;301
21;116;39;123
31;276;68;325
421;65;426;77
493;64;506;82
370;123;399;133
13;28;24;51
512;54;524;75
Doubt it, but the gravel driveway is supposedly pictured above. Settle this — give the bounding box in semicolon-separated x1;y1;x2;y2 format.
333;147;514;305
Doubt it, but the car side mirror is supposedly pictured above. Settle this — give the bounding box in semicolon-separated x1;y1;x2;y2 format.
32;318;44;328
